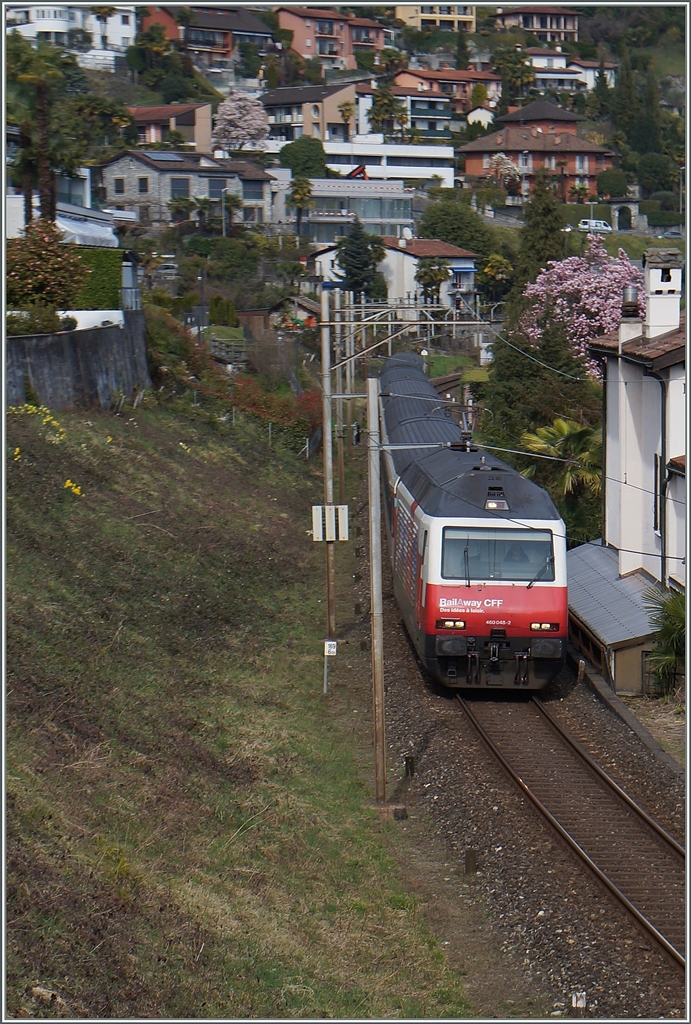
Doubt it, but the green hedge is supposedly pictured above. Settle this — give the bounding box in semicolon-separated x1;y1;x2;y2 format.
639;200;662;215
559;203;612;226
647;211;685;227
73;248;123;310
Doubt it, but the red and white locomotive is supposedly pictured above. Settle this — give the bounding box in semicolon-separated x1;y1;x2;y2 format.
380;353;567;690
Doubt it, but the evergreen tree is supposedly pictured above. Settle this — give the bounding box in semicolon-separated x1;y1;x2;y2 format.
477;313;600;457
335;218;384;299
418;199;495;259
497;67;510;115
513;169;565;291
593;55;610;116
629;64;661;154
611;46;639;139
280;135;327;177
455;29;469;71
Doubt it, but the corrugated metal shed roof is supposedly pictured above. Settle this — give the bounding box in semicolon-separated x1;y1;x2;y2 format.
567;544;654;647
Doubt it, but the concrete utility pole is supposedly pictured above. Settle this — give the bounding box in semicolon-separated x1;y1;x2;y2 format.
367;376;386;805
321;290;337;637
334;288;346;505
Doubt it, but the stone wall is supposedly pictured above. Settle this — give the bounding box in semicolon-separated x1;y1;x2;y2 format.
6;309;150;410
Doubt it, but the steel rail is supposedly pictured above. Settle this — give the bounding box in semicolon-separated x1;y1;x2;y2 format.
458;696;685;970
533;697;685;858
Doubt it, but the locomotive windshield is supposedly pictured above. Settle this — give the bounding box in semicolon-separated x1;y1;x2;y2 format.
442;527;555;583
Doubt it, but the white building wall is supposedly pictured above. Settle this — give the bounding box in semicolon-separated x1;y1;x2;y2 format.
666;473;686;588
263;138;455;188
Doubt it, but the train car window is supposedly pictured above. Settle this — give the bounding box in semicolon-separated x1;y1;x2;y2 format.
441;528;554;583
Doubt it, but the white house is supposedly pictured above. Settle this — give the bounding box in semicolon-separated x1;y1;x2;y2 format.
6;5;136;50
567;58;617;92
313;236;477;305
466;106;495;129
568;248;685;694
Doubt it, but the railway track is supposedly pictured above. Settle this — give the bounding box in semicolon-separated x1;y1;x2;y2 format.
458;695;686;969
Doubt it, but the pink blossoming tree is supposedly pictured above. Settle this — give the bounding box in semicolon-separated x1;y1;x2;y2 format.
520;234;645;360
212;92;268;151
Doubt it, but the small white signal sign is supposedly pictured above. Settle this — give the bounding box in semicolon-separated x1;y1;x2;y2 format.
324;641;338;657
312;505;349;541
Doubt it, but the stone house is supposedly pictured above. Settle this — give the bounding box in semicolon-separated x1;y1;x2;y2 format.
99;150;272;226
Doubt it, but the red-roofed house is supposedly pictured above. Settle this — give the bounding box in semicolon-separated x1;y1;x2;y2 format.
457;103;613;199
313;235;477;304
127;104;213;152
394;68;502;115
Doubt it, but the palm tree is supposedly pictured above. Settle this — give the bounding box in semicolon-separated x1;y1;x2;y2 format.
167;195;195;223
222;190;243;233
91;7;116;50
415;258;451;303
192;195;213;231
521;419;602;496
568;183;590;204
8;38;67;222
337;100;355;141
368;86;407;135
287;176;314;240
643;586;685;695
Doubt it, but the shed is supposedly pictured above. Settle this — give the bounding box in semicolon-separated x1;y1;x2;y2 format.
567;543;655;694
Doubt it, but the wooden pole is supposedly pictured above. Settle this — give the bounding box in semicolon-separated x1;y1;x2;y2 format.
334;288;346;505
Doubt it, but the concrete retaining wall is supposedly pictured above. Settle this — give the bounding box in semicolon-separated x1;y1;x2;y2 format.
6;309;150;410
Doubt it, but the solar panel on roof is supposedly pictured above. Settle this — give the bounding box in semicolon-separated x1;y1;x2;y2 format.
141;152;184;161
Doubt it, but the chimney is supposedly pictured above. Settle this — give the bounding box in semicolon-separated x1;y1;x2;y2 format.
642;248;683;339
618;286;642;351
398;237;407;248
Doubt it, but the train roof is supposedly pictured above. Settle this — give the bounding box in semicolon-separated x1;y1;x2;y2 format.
380;353;561;523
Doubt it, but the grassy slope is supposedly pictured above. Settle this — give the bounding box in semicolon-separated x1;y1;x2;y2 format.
6;397;471;1019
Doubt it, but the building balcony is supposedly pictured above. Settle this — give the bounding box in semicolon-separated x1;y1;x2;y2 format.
409;128;454;139
267;113;303;124
410;106;452;118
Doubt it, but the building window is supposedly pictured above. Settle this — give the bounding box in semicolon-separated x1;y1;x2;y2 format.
482;155;490;169
114;177;125;194
312;105;320;118
121;13;129;24
138;177;149;193
170;177;190;197
208;177;228;200
242;180;264;201
139;205;150;225
544;155;556;170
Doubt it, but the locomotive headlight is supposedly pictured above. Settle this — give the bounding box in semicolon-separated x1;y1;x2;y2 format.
531;623;560;631
436;619;466;630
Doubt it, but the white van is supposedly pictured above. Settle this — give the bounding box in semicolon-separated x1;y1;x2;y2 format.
578;218;613;234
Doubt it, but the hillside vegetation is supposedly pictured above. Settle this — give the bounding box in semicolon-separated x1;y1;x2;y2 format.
6;394;472;1019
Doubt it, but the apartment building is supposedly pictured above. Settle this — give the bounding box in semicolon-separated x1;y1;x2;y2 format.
394;6;476;34
140;6;273;66
494;6;579;44
356;84;453;140
7;4;136;49
259;81;455;186
275;6;385;72
261;83;356;144
394;67;502;115
270;172;414;243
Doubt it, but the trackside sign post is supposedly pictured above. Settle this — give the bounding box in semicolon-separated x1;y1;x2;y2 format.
323;640;337;693
312;505;349;542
